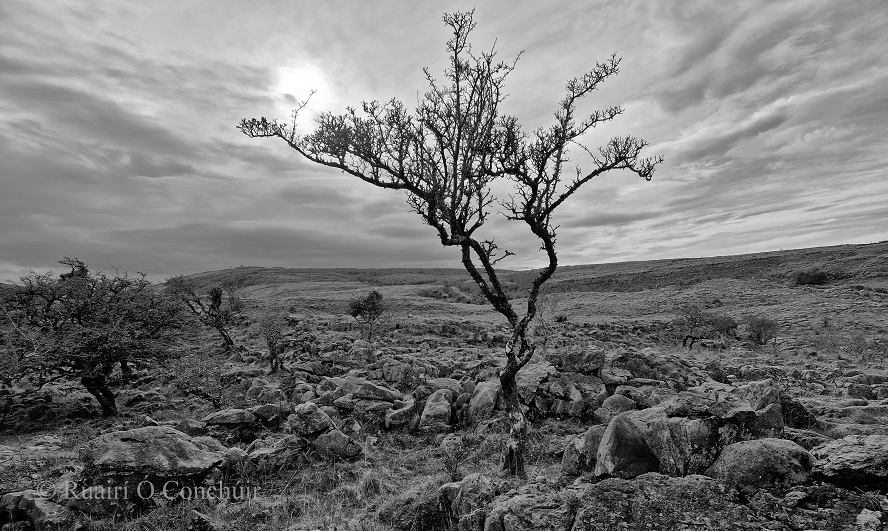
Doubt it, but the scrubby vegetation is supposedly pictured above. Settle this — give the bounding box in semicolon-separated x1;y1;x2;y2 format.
0;258;183;416
744;314;779;346
2;243;888;529
791;267;831;286
349;290;386;341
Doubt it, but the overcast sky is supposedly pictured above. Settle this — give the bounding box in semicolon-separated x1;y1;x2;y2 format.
2;1;887;281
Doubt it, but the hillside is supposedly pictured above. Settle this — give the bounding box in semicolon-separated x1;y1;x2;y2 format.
1;240;888;530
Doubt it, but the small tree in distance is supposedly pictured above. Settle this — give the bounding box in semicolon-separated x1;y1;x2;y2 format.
165;276;236;348
745;314;778;346
239;11;661;476
258;310;285;373
349;290;385;340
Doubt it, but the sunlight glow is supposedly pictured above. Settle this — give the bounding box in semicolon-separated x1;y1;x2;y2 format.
274;65;333;129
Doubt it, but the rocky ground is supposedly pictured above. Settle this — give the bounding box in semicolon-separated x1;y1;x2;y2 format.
1;241;887;530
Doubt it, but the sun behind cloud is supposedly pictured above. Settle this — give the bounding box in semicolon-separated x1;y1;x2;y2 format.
274;64;334;130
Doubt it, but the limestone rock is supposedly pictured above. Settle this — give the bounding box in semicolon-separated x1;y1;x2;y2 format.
439;473;498;530
285;402;335;437
420;389;454;431
811;435;888;488
354;380;402;402
594;414;659;478
81;426;224;480
202;408;258;426
313;428;363;459
562;425;607;476
384;401;415;429
0;490;73;530
468;380;500;420
705;438;812;489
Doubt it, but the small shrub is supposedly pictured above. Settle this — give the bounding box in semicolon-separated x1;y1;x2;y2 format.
348;290;385;340
745;314;778;345
790;267;829;286
170;348;229;409
671;304;738;349
258;311;285;373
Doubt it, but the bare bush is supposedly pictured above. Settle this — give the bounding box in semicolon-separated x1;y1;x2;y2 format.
258;310;285;373
349;290;385;340
790;267;829;286
745;314;779;345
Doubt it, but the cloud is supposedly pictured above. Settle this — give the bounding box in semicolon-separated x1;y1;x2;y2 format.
564;210;661;229
0;0;887;279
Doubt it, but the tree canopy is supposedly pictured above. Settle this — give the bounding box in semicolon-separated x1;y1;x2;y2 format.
0;258;183;415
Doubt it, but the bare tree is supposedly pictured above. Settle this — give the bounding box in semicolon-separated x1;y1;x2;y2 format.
170;347;228;409
165;276;236;348
673;304;739;350
258;310;285;373
348;290;385;340
1;258;183;416
239;11;661;476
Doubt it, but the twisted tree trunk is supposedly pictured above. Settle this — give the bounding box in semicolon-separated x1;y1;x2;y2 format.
81;372;117;417
499;360;527;477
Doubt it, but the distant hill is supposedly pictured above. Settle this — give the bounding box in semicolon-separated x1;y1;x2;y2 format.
175;241;888;295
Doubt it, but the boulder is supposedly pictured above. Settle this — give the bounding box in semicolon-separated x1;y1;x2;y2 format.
483;474;755;531
381;358;417;387
468;380;500;420
515;361;557;402
247;434;310;472
705;438;812;489
614;384;676;409
594;393;636;424
546;348;604;374
285;402;335;437
384;401;415;429
782;427;834;450
348;340;375;363
377;479;448;531
250;402;293;425
845;383;874;400
608;349;699;389
80;426;225;482
420;389;454;432
594;414;659;478
354;380;402;402
0;490;73;530
245;378;284;403
780;394;821;430
202;408;257;426
439;473;498;530
175;419;207;436
594;381;789;480
313;429;362;459
562;425;607;476
482;472;882;531
811;435;888;488
427;377;463;395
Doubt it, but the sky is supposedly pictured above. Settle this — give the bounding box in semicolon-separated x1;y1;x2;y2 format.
1;0;887;281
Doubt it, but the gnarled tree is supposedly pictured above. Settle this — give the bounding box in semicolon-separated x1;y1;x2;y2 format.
165;276;236;348
349;290;385;341
239;11;661;476
0;258;183;416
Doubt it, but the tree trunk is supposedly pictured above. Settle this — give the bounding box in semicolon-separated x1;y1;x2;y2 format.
217;327;234;348
81;374;117;416
499;363;527;478
120;359;133;387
